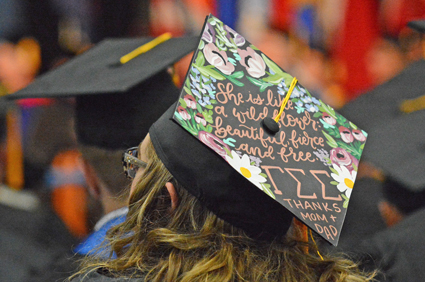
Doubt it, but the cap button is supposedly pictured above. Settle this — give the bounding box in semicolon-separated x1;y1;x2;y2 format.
262;117;280;135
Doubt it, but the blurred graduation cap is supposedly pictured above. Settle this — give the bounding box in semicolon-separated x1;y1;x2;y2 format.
361;110;425;214
340;59;425;132
150;15;369;246
7;34;198;149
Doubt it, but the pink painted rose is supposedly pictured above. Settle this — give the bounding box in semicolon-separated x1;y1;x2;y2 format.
237;47;266;78
177;106;190;121
339;126;354;143
198;131;230;158
352;129;366;142
330;147;359;172
195;113;207;126
330;147;352;166
184;95;197;110
203;43;235;75
322;113;336;125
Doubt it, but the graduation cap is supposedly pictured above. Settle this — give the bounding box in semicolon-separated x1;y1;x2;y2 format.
149;15;369;246
361;109;425;214
340;59;425;132
408;20;425;34
8;34;199;149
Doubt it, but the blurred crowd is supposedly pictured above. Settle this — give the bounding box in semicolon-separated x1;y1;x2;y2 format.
0;0;425;281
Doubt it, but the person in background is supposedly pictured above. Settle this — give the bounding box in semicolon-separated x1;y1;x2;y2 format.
354;109;425;282
0;98;77;282
70;15;376;282
8;35;198;281
71;106;377;282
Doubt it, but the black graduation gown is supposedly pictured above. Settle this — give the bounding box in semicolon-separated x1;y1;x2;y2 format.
358;207;425;282
0;202;78;282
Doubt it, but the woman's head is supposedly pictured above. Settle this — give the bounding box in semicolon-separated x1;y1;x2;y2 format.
93;133;376;282
125;133;252;240
146;104;294;240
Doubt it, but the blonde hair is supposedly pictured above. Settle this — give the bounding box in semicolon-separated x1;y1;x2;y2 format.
76;140;376;282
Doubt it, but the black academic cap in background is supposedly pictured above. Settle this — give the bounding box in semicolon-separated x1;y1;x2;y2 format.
362;109;425;189
408;20;425;34
150;15;369;245
362;110;425;212
8;36;199;149
340;59;425;132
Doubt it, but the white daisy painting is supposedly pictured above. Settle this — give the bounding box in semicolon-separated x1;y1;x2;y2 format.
225;150;275;196
330;164;357;207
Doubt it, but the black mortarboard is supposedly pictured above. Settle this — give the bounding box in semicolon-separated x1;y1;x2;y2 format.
407;20;425;34
150;15;369;245
340;59;425;132
362;110;425;193
8;35;198;149
362;109;425;215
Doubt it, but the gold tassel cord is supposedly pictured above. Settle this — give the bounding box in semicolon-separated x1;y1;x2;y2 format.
309;229;324;260
274;77;298;123
399;95;425;114
120;33;172;64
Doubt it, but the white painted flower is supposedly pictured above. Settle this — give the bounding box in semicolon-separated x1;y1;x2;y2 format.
330;164;356;198
226;150;266;190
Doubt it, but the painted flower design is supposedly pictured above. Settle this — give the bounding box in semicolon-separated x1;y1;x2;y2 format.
177;106;190;121
184;95;197;109
249;155;262;167
330;148;358;172
189;74;206;99
198;131;230;158
199;96;211;107
202;22;215;43
195;113;207;126
322;113;336;125
294;100;305;114
204;43;235;75
226;150;267;189
278;81;289;91
339;126;354;143
311;97;321;105
313;148;330;166
331;164;356;198
202;29;213;43
352;129;366;142
305;104;319;113
224;25;245;46
237;47;266;78
290;86;305;98
301;96;313;104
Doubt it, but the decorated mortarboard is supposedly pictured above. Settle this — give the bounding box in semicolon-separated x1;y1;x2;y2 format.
8;34;198;149
150;15;368;246
407;19;425;34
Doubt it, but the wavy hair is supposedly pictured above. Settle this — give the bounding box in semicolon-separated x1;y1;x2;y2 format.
76;139;376;282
